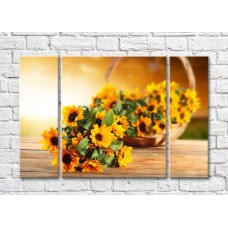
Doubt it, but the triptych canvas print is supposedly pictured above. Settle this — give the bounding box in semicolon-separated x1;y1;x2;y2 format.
20;56;208;178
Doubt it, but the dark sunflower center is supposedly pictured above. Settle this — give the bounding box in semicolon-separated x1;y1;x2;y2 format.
180;112;185;119
117;121;122;125
139;122;147;132
148;105;155;111
62;153;72;165
95;133;103;141
95;118;102;126
68;112;77;122
110;101;116;108
51;137;58;146
159;123;165;130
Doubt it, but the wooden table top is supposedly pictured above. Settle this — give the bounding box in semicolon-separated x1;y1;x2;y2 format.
20;137;208;178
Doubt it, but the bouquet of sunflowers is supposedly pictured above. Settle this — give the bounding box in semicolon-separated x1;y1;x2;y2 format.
40;80;200;173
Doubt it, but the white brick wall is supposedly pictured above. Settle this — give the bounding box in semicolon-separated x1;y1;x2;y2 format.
0;32;228;194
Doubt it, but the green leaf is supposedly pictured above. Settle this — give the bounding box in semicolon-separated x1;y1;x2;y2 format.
74;138;89;152
121;107;135;117
109;140;123;151
105;154;115;166
90;149;99;159
127;113;138;122
126;126;137;137
102;109;114;127
82;119;92;130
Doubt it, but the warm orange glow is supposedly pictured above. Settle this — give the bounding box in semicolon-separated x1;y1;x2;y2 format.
20;57;58;136
62;57;166;107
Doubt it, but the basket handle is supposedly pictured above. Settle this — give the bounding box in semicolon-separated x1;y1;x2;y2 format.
105;57;196;90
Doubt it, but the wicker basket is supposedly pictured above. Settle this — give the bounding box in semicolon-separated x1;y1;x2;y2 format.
105;57;196;147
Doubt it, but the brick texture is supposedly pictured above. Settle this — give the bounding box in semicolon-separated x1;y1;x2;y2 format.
0;32;227;194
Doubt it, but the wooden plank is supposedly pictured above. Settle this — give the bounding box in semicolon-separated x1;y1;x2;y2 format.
170;140;208;177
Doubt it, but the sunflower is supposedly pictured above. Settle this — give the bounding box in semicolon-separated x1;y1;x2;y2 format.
90;96;97;108
170;81;179;91
114;116;129;130
133;116;152;137
176;107;191;126
90;124;116;148
40;127;58;153
96;84;117;99
94;111;106;126
51;152;58;167
62;149;80;172
101;93;118;110
116;146;133;167
123;88;142;100
106;147;114;156
146;99;159;114
62;105;84;127
135;106;146;115
71;132;83;146
184;89;201;112
152;120;165;134
112;122;126;138
82;159;103;172
146;81;166;96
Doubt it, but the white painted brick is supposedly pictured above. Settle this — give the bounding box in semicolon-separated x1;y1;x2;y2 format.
221;32;228;36
0;79;8;92
51;37;95;50
114;179;156;191
217;80;228;93
0;37;26;49
81;32;128;36
13;32;57;36
1;180;22;192
10;136;19;149
0;93;11;106
27;36;49;50
210;66;228;79
217;136;228;148
97;37;119;51
166;38;187;51
120;37;148;50
11;164;19;178
198;32;220;36
11;93;19;107
189;38;228;51
0;122;19;135
0;108;12;120
154;32;196;36
90;179;113;191
209;164;215;177
0;165;11;178
216;164;228;176
210;95;228;107
81;51;127;56
209;109;216;122
22;180;45;192
45;180;90;191
61;180;90;191
8;79;19;93
0;64;18;77
12;107;19;120
0;136;9;148
0;150;7;164
157;179;179;192
210;122;226;135
211;150;228;163
127;51;150;56
209;136;216;149
217;108;228;121
148;38;165;50
8;150;19;163
209;80;216;93
0;50;12;63
129;32;151;36
180;177;225;192
217;52;228;64
13;50;57;63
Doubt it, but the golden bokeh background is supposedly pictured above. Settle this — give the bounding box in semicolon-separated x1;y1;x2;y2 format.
62;57;166;107
20;57;58;137
171;57;208;139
